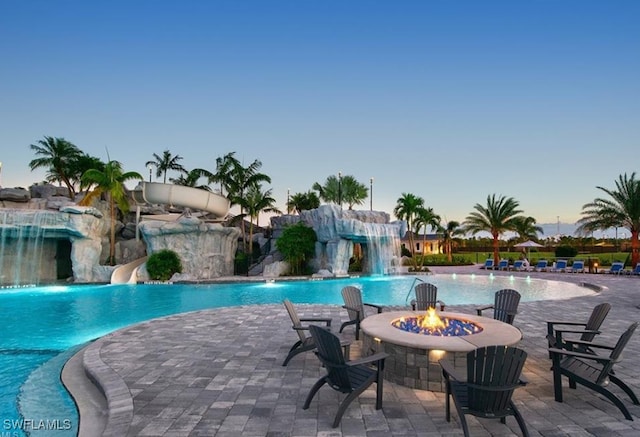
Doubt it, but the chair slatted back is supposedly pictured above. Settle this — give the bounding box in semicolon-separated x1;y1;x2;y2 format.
414;282;439;311
596;322;639;385
493;289;521;324
283;299;307;343
309;325;351;392
466;346;527;416
581;302;611;342
342;286;364;322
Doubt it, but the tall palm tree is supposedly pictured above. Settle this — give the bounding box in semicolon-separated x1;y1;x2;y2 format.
438;220;463;263
79;161;143;265
211;152;240;196
393;193;425;269
512;216;543;242
243;185;282;255
28;136;82;199
288;191;320;214
414;207;441;269
340;175;368;210
145;150;185;183
576;172;640;267
169;168;214;191
69;153;106;193
312;175;341;205
463;194;524;264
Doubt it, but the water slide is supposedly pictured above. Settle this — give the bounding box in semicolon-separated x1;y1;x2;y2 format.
111;256;147;284
132;182;231;218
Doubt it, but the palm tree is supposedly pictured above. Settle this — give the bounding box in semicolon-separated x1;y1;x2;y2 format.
576;172;640;267
29;136;82;199
288;191;320;214
169;168;214;191
438;220;463;263
243;185;282;255
340;175;368;210
463;194;524;264
145;150;185;183
512;216;543;242
211;152;240;196
393;193;425;270
79;161;143;265
69;153;106;193
312;175;341;205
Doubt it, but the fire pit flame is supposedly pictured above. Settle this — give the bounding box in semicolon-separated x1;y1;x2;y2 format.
392;310;483;337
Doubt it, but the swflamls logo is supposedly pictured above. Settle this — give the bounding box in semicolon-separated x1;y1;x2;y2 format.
3;419;73;431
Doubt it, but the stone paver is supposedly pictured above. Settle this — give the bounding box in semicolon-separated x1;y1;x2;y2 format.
81;267;640;436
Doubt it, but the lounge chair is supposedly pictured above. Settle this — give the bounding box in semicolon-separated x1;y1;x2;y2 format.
510;260;525;271
303;325;388;428
546;302;611;357
530;260;548;272
282;299;350;366
440;345;529;437
552;259;568;272
549;322;639;420
607;262;625;274
569;260;585;273
481;259;494;270
497;259;509;271
476;289;521;325
410;282;445;311
339;286;383;340
630;263;640;275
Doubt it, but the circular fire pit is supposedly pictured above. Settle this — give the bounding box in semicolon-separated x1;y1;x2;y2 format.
360;311;522;392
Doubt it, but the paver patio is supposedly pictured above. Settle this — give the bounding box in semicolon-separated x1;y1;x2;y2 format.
70;266;640;436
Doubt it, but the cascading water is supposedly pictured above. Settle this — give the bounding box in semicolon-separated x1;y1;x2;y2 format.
359;222;401;275
0;210;58;287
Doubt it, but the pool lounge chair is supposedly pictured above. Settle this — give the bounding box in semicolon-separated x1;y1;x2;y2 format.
569;260;585;273
630;263;640;275
607;262;625;274
509;260;525;271
530;260;548;272
481;259;494;270
552;259;568;272
496;259;509;270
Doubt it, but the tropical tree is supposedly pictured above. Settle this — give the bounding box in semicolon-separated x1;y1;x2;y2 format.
414;206;441;268
211;152;240;196
79;160;143;265
576;172;640;267
145;150;185;183
512;216;543;242
393;193;426;270
276;222;317;275
312;174;368;209
242;185;282;255
312;175;341;205
438;220;463;263
28;136;82;199
169;168;214;191
287;191;320;214
69;153;106;192
463;194;524;264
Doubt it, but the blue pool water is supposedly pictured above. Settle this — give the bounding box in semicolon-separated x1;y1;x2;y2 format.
0;274;592;435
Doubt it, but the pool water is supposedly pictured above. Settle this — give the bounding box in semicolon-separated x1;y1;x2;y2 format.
0;274;592;436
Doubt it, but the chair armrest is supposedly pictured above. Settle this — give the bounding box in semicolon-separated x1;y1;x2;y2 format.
439;359;464;381
348;352;388;367
548;347;613;365
299;317;333;327
563;338;615;351
547;321;588;327
364;303;384;313
476;304;494;316
553;328;600;336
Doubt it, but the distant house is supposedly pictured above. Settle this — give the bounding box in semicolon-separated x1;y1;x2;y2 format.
401;231;443;255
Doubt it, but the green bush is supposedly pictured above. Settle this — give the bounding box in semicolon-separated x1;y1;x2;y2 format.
276;222;317;275
555;245;578;258
234;252;249;275
146;249;182;281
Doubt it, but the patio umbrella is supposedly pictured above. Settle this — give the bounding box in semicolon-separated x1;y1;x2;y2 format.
514;240;544;260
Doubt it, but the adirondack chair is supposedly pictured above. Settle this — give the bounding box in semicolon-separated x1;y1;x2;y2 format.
476;289;521;325
282;299;350;366
546;302;611;358
410;282;445;311
303;325;388;428
549;322;639;420
440;345;529;437
339;286;383;340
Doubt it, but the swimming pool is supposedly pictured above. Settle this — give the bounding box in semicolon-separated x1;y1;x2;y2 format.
0;274;592;436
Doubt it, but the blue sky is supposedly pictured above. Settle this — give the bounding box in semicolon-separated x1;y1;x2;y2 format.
1;0;639;229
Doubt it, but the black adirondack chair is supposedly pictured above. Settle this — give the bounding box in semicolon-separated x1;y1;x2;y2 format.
410;282;445;311
476;289;521;325
282;299;350;366
546;302;611;357
549;321;639;420
440;345;529;437
303;325;388;428
339;286;383;340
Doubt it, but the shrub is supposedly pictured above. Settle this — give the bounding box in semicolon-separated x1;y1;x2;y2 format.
234;252;249;275
146;249;182;281
276;222;317;275
555;245;578;258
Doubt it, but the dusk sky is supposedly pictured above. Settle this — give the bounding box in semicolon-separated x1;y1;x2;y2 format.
1;1;638;229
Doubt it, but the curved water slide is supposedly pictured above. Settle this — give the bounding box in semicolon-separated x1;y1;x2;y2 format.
111;183;231;284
